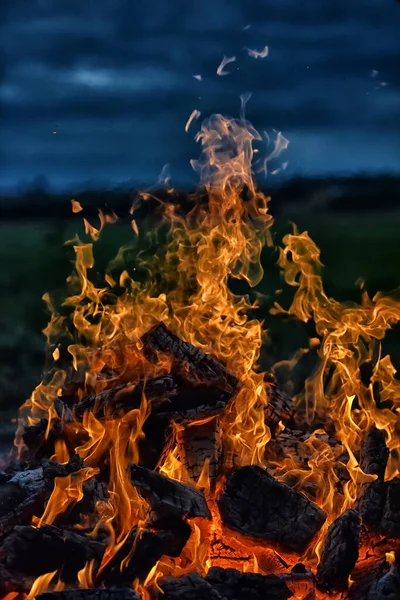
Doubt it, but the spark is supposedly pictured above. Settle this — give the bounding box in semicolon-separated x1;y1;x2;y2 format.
217;55;236;76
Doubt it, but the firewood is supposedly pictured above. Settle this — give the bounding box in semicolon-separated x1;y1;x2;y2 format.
160;572;222;600
2;524;105;580
380;478;400;538
356;426;389;529
73;376;177;420
129;464;211;520
176;417;222;486
205;566;294;600
141;322;240;393
316;509;360;592
218;465;326;553
160;568;293;600
263;373;294;432
368;564;400;599
38;591;141;600
22;418;64;459
345;555;399;600
100;518;191;586
0;454;83;537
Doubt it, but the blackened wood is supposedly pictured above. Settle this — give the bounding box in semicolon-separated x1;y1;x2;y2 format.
73;376;177;419
264;373;294;432
205;567;293;600
0;454;83;537
38;591;140;600
360;426;389;478
22;418;64;459
176;417;222;485
356;426;389;529
368;564;400;600
316;509;360;592
346;556;398;600
380;478;400;538
218;465;326;553
141;322;240;393
2;524;105;580
129;464;211;519
100;519;191;586
0;564;33;596
160;572;222;600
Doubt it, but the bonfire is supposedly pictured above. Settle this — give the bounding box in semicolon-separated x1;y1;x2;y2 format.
0;114;398;600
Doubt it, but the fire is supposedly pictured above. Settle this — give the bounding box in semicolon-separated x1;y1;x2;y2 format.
11;111;399;599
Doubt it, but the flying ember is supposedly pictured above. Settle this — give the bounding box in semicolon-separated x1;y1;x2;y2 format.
0;113;399;600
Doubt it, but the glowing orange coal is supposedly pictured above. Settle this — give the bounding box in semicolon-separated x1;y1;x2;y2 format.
13;113;399;600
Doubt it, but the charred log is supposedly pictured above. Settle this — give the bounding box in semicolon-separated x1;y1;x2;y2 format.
129;464;211;519
206;566;294;600
2;524;105;580
160;572;221;600
346;555;399;600
38;591;141;600
218;465;326;553
160;568;293;600
22;418;64;459
316;509;360;592
141;322;240;393
380;478;400;538
73;376;177;420
264;372;294;433
359;426;389;478
356;426;389;529
368;564;400;600
100;519;191;586
0;454;83;537
176;417;222;486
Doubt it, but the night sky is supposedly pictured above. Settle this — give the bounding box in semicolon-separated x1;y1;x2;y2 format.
1;0;400;191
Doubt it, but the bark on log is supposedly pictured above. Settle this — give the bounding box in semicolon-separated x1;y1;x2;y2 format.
264;373;294;433
367;564;400;600
205;566;294;600
100;519;191;586
357;426;389;529
345;556;399;600
160;572;222;600
176;417;222;486
38;591;141;600
2;524;105;580
316;509;360;592
380;478;400;538
141;322;240;393
73;376;177;420
160;568;293;600
218;465;326;553
0;454;83;537
129;464;211;520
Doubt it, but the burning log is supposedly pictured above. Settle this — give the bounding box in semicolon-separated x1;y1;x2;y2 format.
176;417;222;486
141;323;239;392
206;566;295;600
356;426;389;529
141;323;240;424
0;454;83;537
316;509;360;592
1;524;105;580
38;591;141;600
100;518;191;586
380;478;400;538
160;567;293;600
73;375;177;420
129;464;211;519
22;417;64;460
218;465;326;553
160;572;221;600
345;555;400;600
264;373;294;433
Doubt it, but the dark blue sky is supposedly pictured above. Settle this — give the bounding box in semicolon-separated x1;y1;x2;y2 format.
1;0;400;191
